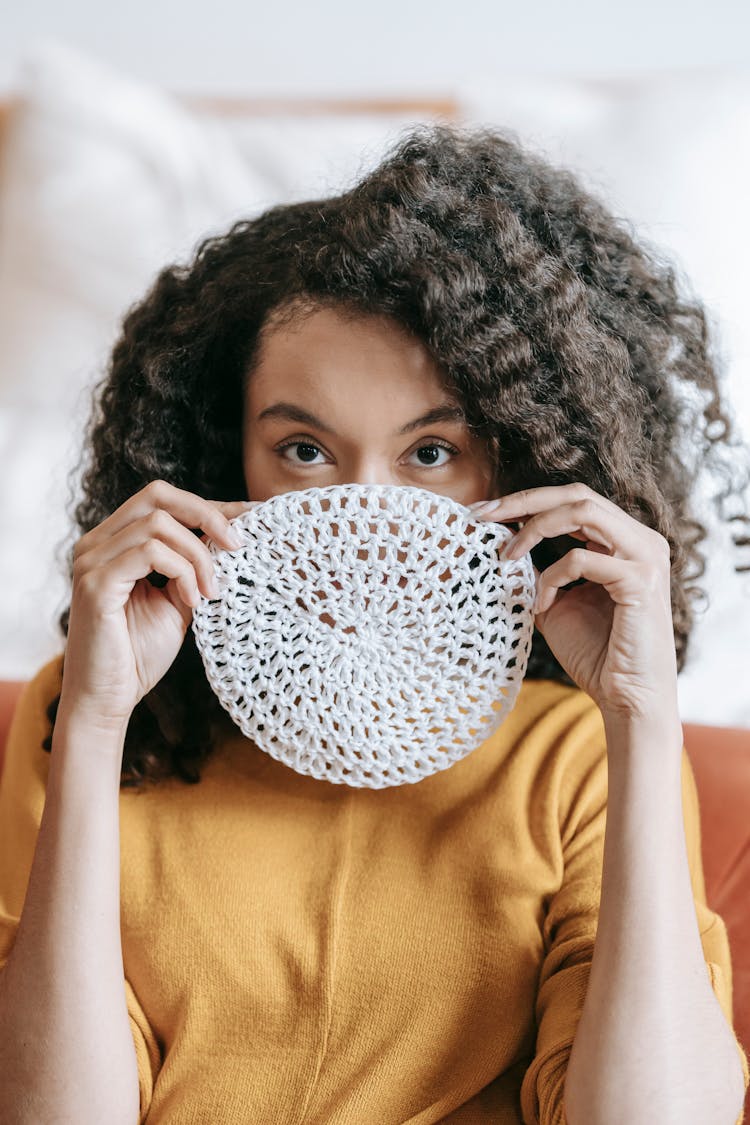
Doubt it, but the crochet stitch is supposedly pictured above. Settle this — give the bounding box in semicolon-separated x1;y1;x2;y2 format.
192;483;536;788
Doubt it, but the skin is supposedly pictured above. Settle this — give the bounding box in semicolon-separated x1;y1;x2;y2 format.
241;305;496;509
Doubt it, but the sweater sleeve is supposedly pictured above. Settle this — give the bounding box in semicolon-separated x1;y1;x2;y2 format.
518;708;749;1125
0;655;160;1122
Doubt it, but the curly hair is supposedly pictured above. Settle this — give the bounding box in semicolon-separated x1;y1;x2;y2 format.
42;122;750;788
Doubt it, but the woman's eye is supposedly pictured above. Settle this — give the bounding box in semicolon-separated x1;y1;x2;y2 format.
277;440;326;465
410;442;458;468
274;439;459;468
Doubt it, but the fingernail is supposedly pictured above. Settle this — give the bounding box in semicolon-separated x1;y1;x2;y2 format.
228;528;245;549
534;588;552;614
498;535;516;560
469;498;501;512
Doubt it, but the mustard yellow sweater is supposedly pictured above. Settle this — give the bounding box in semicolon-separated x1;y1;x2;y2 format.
0;654;747;1124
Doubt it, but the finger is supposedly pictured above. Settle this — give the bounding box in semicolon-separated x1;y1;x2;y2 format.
534;549;648;614
77;538;208;611
75;480;247;562
199;499;264;546
473;482;625;523
213;499;263;517
209;499;263;527
499;499;649;563
77;509;224;602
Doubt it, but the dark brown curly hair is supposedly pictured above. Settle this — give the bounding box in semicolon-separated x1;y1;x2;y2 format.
43;122;750;788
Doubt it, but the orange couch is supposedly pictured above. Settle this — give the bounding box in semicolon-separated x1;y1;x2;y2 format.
0;682;748;1117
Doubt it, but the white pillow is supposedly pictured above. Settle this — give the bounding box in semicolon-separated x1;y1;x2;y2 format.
0;41;443;682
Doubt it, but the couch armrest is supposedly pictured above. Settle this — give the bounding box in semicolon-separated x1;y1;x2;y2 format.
0;680;25;777
683;722;750;1119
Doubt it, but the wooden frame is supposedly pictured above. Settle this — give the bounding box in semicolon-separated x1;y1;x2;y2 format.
0;93;461;148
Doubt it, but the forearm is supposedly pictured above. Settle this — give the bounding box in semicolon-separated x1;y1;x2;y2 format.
564;712;746;1125
0;709;140;1125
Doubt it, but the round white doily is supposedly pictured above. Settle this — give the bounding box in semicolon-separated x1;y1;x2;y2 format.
192;483;536;787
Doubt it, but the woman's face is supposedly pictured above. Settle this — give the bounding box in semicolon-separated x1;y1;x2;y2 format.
242;304;495;505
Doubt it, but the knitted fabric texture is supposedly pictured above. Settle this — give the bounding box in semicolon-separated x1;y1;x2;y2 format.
192;483;536;788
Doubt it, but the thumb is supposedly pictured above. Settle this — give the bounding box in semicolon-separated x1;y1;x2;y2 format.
530;563;547;633
211;498;264;519
197;499;263;547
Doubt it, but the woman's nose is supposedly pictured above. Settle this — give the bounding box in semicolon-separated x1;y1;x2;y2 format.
339;462;393;487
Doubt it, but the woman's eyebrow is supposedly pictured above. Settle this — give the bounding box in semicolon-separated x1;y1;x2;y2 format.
256;402;466;436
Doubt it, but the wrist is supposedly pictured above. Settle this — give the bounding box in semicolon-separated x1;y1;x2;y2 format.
600;704;682;735
53;697;130;754
601;706;684;765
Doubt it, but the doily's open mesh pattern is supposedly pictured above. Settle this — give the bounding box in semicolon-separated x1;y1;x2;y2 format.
192;483;536;788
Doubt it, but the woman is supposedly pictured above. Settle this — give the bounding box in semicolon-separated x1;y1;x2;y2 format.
0;123;747;1124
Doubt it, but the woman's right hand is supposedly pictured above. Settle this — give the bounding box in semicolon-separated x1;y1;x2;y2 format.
59;480;252;733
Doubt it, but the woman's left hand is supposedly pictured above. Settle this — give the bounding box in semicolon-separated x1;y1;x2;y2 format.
472;482;679;722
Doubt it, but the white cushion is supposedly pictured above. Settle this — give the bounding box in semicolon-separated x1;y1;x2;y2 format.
0;42;439;681
0;41;748;724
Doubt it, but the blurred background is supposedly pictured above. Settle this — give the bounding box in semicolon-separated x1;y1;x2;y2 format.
0;2;749;723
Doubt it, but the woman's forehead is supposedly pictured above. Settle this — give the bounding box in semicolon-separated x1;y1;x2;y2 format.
247;305;452;399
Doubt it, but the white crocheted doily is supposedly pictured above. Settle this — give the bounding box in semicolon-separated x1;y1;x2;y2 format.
192;483;536;788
